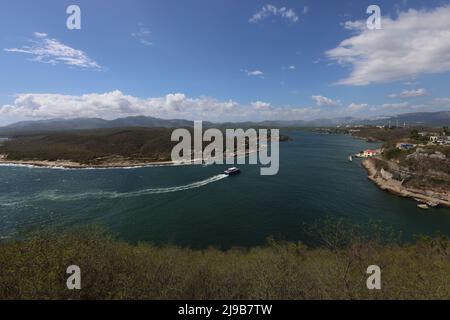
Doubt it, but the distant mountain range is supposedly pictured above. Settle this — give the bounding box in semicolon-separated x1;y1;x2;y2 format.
363;111;450;127
0;116;200;136
0;111;448;136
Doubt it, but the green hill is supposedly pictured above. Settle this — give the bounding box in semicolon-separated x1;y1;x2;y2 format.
0;127;288;165
0;128;179;164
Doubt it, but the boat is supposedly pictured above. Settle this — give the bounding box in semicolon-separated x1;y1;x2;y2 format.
224;167;241;176
427;201;439;208
348;155;353;162
417;204;429;210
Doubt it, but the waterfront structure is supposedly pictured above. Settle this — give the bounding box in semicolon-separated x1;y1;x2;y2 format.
356;149;382;158
398;143;416;150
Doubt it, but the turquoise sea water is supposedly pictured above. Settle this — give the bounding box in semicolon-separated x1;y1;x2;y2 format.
0;131;449;248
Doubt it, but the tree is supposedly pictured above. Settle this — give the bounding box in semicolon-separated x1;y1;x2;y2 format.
410;129;420;141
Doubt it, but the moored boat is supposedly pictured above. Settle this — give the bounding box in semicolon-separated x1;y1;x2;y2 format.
427;201;439;208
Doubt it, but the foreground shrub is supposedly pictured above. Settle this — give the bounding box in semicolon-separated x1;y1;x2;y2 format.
0;226;449;300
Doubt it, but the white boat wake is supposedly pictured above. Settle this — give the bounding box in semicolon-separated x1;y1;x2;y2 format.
0;174;228;206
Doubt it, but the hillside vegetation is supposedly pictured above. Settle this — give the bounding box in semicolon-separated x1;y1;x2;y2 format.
0;226;449;300
351;127;421;142
0;128;177;164
379;130;450;192
0;127;288;165
346;126;449;194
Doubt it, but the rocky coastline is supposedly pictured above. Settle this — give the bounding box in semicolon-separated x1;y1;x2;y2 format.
362;158;450;208
0;146;263;170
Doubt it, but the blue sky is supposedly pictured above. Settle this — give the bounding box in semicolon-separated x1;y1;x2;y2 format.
0;0;450;125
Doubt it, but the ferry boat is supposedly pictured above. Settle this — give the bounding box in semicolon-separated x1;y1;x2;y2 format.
224;167;241;176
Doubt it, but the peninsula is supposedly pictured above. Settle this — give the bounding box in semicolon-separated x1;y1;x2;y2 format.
0;127;287;169
350;127;450;208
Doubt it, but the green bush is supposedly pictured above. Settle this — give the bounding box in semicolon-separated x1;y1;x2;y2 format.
0;226;449;300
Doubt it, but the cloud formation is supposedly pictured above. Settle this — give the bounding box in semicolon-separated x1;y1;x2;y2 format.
389;89;427;99
132;25;152;46
246;70;264;77
0;91;320;122
347;103;368;113
249;5;299;23
1;90;449;125
433;98;450;108
312;95;342;107
4;32;102;70
380;102;410;110
341;20;365;31
327;6;450;85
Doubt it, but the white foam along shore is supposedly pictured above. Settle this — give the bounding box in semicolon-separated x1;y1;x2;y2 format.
0;157;182;170
0;147;261;170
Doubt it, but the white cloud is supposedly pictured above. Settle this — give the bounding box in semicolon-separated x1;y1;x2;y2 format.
4;32;101;70
341;20;366;31
249;4;299;23
2;91;449;125
404;81;419;86
347;103;368;112
327;6;450;85
246;70;264;77
288;65;296;70
0;91;320;122
366;99;450;115
34;32;48;38
132;25;152;46
311;95;342;107
434;97;450;107
389;88;427;98
251;101;273;111
381;102;410;109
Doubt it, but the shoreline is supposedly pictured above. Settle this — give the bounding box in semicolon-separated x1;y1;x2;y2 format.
0;147;262;170
0;159;178;170
362;158;450;209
